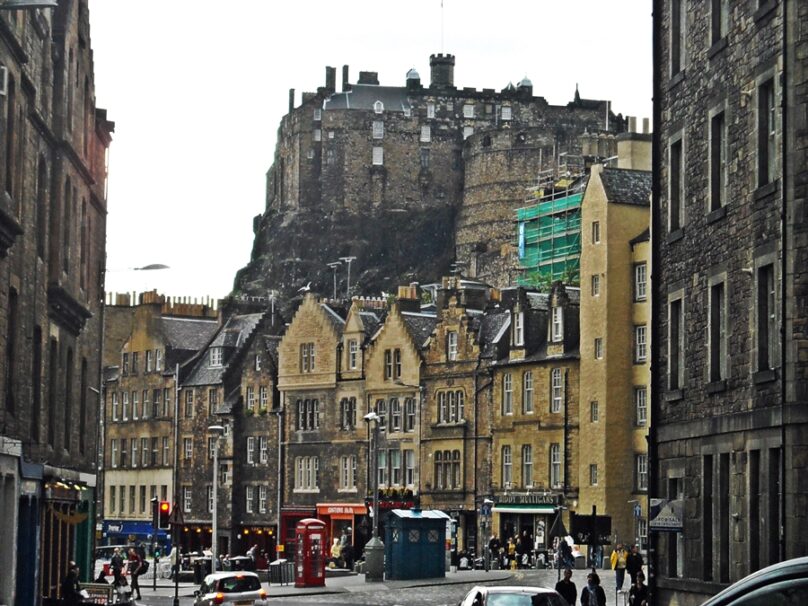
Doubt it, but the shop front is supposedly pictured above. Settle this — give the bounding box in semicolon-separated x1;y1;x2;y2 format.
100;520;171;552
492;493;560;562
315;502;367;562
235;525;276;564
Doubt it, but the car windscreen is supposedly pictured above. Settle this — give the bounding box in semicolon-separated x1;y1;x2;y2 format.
488;593;565;606
216;576;261;593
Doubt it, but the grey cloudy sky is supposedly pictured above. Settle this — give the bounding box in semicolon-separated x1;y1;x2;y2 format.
89;0;652;302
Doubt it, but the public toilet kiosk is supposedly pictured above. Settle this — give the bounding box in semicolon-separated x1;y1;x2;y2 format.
294;518;326;588
384;509;447;580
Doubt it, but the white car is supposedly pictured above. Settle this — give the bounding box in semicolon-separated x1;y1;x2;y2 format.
459;585;567;606
193;571;268;606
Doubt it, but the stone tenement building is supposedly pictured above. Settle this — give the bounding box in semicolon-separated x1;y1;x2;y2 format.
234;54;628;306
0;2;113;604
101;292;218;550
652;1;808;604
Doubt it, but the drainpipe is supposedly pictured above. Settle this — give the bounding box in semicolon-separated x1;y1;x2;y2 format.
276;391;284;557
779;0;788;563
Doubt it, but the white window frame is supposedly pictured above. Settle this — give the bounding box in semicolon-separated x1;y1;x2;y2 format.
592;221;601;244
513;311;524;346
247;436;255;464
145;350;153;373
255;354;261;371
405;450;415;487
523;371;534;414
463;126;474;140
636;454;648;491
550;443;561;488
594;337;604;359
348;339;358;369
373;100;384;114
259;485;267;513
246;486;254;513
591;274;600;297
426;103;435;118
372;146;384;166
246;386;255;411
183;437;192;460
313;128;322;142
590;464;599;486
183;487;192;513
112;392;119;421
522;444;533;488
111;439;118;468
590;400;599;422
551;306;564;342
259;386;268;410
207;486;213;513
447;331;458;361
635;263;647;301
551;368;563;413
634;325;648;363
463;104;475;118
259;436;268;463
210;347;223;367
502;445;512;487
635;387;648;426
502;373;513;415
420;125;431;143
501;105;512;121
313;108;322;121
372;120;384;139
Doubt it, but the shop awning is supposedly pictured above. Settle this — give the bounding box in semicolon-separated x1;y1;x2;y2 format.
316;503;367;516
492;504;557;514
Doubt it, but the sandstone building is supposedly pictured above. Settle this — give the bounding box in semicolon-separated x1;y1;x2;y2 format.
652;0;808;603
577;137;651;555
0;2;113;603
234;54;627;306
101;292;218;551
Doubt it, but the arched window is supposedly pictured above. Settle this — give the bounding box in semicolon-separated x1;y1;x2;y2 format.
373;100;384;114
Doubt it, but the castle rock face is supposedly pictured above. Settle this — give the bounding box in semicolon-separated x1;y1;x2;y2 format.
234;55;625;302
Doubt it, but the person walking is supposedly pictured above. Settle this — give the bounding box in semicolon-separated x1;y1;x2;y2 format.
61;561;82;606
554;567;577;606
110;547;125;587
488;534;501;570
626;545;644;586
579;571;607;606
128;547;143;601
610;543;629;591
169;545;179;581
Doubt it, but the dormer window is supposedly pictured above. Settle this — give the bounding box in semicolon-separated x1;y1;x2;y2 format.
513;311;524;346
551;306;564;342
373;100;384;114
348;340;358;370
255;354;261;371
210;347;223;367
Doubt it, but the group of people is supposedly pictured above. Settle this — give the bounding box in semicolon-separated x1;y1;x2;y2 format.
553;552;648;606
488;530;544;569
96;545;147;601
610;543;645;591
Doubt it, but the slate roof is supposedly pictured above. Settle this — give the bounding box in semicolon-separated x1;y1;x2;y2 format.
359;311;384;341
184;313;263;387
629;227;650;246
478;309;510;359
401;312;437;348
324;84;412;113
321;303;347;336
161;316;219;351
601;167;652;207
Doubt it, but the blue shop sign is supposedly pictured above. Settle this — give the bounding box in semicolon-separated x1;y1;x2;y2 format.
102;520;170;542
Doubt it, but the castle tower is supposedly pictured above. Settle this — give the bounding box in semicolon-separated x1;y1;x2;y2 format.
430;53;455;89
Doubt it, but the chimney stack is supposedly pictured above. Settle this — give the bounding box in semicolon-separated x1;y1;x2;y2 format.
342;65;350;91
288;88;295;113
325;66;336;93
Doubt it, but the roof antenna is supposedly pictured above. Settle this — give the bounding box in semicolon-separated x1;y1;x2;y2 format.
441;0;444;53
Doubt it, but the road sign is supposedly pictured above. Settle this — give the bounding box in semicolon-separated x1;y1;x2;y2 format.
634;503;642;519
480;502;492;517
570;513;612;546
649;498;683;532
168;502;184;526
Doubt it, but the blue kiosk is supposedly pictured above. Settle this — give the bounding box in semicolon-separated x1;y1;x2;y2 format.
384;509;448;580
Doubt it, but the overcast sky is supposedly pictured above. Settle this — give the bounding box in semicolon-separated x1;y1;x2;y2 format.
90;0;652;303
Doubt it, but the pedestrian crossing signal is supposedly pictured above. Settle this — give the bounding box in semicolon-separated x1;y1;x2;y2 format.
158;501;171;529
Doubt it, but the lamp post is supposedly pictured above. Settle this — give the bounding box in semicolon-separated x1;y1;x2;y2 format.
339;256;356;298
481;498;493;572
208;424;225;574
363;411;384;582
327;261;341;300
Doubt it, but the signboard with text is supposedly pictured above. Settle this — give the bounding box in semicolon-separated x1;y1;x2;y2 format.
649;498;683;533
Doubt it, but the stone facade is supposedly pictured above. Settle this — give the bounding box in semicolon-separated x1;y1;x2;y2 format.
578;149;651;558
101;291;218;550
652;0;808;603
488;284;581;552
235;55;627;307
0;2;113;602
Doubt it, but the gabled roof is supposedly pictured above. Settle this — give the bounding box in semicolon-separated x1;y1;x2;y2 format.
183;313;263;387
320;303;347;335
359;310;384;341
630;227;651;246
478;308;510;359
401;312;437;349
601;167;652;207
324;84;412;113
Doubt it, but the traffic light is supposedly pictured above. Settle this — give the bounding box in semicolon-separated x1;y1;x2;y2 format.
158;501;171;529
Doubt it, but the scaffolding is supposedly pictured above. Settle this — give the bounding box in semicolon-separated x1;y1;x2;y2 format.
516;162;587;288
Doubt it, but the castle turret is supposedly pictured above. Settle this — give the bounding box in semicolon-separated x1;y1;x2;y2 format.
406;68;421;91
430;53;455;89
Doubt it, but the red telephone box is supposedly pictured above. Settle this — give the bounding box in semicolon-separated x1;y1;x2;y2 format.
294;518;327;587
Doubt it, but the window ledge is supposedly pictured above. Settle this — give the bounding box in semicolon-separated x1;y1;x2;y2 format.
706;380;727;394
706;205;727;224
668;71;686;90
707;37;728;60
634;358;648;366
754;0;777;24
754;180;779;202
664;389;684;402
753;368;777;385
667;228;684;244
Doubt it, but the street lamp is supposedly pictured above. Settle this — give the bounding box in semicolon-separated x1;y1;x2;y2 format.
481;498;493;572
363;411;384;582
327;261;341;300
339;256;356;298
208;424;225;573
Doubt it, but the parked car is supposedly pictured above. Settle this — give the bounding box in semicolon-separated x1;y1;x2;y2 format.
193;571;268;606
458;585;567;606
700;557;808;606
